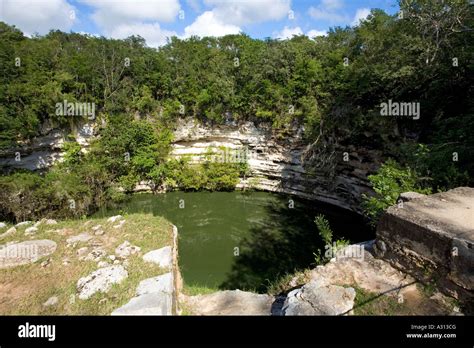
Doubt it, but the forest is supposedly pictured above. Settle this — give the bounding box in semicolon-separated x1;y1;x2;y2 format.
0;0;472;224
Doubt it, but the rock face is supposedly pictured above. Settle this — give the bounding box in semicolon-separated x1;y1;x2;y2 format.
1;117;379;212
170;118;380;212
0;121;95;172
282;283;356;316
111;272;173;315
0;239;57;268
375;187;474;308
143;246;172;269
76;265;128;300
184;290;274;315
308;241;417;296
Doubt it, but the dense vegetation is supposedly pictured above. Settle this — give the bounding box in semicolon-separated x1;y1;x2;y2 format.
0;0;472;223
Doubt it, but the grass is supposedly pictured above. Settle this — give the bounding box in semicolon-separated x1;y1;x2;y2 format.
0;213;173;315
266;270;311;296
182;283;218;296
352;286;403;315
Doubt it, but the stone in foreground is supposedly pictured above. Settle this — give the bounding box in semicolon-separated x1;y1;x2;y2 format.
115;241;141;259
0;227;16;240
142;246;172;269
136;273;173;296
111;293;172;315
24;227;38;235
76;265;128;300
107;215;123;223
185;290;273;315
66;233;93;245
43;296;59;307
376;187;474;306
308;244;417;296
112;272;174;315
0;240;57;268
282;282;356;316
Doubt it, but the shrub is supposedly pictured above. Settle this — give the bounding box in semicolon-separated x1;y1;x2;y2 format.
362;159;431;226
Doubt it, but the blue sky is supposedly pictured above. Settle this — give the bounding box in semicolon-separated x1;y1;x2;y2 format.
0;0;400;47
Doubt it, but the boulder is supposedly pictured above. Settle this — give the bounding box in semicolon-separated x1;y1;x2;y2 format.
15;221;32;227
111;292;171;315
76;247;89;258
136;273;173;296
308;246;417;296
76;265;128;300
113;220;126;229
143;246;172;268
66;233;93;245
115;241;141;259
25;227;38;235
107;215;123;223
282;282;356;316
186;290;273;315
0;222;7;229
84;247;107;261
0;227;16;240
43;296;59;307
97;261;110;268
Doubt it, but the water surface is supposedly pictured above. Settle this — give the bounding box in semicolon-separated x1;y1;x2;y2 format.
97;191;372;291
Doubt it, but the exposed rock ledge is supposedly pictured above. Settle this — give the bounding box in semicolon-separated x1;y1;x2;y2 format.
375;187;474;310
170;118;381;213
182;240;460;316
0;121;95;172
0;118;381;212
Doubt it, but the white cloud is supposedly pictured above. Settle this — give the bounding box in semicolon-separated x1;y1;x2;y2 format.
183;11;240;38
308;0;351;24
307;29;327;38
273;26;303;40
0;0;76;35
204;0;291;26
109;23;177;48
351;8;371;26
79;0;181;30
321;0;344;10
308;6;347;23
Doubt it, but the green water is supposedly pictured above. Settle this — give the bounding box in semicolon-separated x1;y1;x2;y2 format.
98;191;371;292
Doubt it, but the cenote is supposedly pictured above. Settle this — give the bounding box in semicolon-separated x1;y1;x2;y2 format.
97;191;372;292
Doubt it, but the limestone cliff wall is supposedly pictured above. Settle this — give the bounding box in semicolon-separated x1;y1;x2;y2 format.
0;121;95;171
171;118;380;213
0;117;380;213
